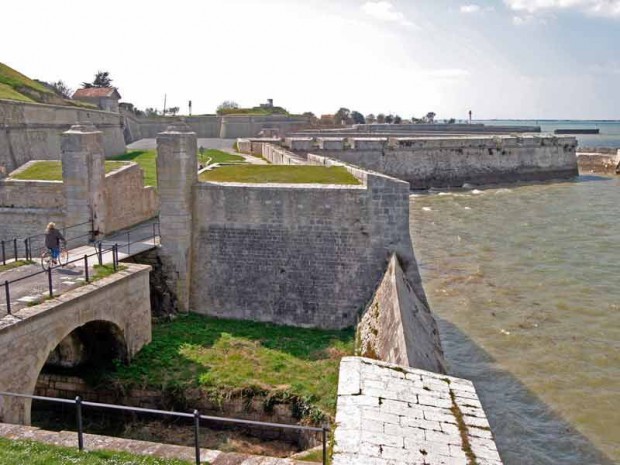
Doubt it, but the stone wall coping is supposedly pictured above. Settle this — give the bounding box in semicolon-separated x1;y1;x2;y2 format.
196;181;367;190
104;161;138;177
0;263;151;333
0;98;120;117
5;160;63;181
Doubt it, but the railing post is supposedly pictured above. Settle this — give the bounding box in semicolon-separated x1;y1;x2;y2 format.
127;231;131;255
193;410;201;465
24;239;29;262
112;245;117;271
76;396;84;451
1;240;5;265
97;242;103;266
48;266;53;297
152;223;156;245
84;255;89;283
4;281;10;315
13;238;17;261
322;427;328;465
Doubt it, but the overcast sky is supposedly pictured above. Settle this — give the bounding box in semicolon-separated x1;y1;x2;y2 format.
1;0;619;119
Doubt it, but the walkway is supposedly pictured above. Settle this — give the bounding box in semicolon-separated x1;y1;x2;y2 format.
0;220;159;316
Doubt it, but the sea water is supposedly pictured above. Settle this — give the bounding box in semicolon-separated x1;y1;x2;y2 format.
409;176;619;465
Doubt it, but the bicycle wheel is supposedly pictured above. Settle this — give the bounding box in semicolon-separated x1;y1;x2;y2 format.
40;249;52;271
59;248;69;267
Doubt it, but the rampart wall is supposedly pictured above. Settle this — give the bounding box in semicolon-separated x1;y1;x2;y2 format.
123;113;310;143
0;100;126;175
577;149;620;174
104;164;159;233
188;148;426;329
290;135;578;189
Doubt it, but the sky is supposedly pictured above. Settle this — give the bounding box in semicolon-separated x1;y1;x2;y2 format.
1;0;619;119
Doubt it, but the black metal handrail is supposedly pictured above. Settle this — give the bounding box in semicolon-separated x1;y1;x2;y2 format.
0;391;330;465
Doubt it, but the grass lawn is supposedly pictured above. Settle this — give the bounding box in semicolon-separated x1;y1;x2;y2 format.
0;62;54;97
199;165;360;185
10;161;131;181
199;149;245;165
0;437;193;465
109;150;157;187
111;314;354;420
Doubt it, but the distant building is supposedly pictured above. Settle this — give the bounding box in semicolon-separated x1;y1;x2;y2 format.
259;99;274;109
73;87;122;113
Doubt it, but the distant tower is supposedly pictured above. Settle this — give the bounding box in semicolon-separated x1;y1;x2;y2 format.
267;98;273;108
189;100;192;116
468;110;472;124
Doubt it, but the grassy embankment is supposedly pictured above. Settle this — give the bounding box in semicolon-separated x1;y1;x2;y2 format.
10;161;131;182
199;148;245;165
0;260;32;272
0;437;193;465
110;313;354;420
200;165;360;185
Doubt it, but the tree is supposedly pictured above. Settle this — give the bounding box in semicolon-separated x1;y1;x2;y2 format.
166;106;180;116
302;112;318;125
376;113;386;124
394;115;402;124
366;114;376;124
425;112;436;123
334;107;351;126
144;107;161;117
82;71;113;88
351;111;365;124
52;80;73;99
385;114;394;124
217;100;239;114
447;118;456;124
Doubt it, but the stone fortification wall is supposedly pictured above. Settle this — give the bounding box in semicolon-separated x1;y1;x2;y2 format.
303;135;578;189
332;357;503;465
123;114;310;143
0;100;126;175
577;149;620;174
357;254;445;374
104;164;159;233
190;155;424;329
0;172;65;241
261;143;305;165
353;122;540;133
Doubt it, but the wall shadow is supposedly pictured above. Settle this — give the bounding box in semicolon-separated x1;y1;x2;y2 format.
436;316;615;465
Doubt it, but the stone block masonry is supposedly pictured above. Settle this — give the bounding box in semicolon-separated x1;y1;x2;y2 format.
357;254;445;374
0;100;125;175
332;357;503;465
190;148;430;329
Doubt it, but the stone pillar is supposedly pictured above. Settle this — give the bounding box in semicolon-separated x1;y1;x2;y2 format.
156;121;197;312
61;123;106;242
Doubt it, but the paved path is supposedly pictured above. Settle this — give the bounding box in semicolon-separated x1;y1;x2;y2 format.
0;220;158;316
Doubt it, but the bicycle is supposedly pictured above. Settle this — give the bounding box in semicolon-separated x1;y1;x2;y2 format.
40;245;68;271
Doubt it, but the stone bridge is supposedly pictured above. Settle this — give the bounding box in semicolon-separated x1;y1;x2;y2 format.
0;263;151;424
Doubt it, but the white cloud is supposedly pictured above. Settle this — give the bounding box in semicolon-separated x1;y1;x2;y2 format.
460;4;482;13
505;0;620;18
425;69;471;79
361;1;414;26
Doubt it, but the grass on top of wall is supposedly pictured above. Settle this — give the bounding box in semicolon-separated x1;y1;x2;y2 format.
198;149;245;165
109;150;157;187
199;165;360;185
9;161;131;181
0;437;193;465
109;313;354;420
0;82;35;102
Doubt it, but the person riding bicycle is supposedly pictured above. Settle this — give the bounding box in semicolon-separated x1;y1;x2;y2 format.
45;222;66;265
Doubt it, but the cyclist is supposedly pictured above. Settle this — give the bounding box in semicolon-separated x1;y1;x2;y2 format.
45;222;66;265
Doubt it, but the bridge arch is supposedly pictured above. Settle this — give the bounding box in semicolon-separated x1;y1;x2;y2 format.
0;263;151;425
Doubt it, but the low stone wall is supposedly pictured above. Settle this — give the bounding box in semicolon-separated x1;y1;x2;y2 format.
357;255;445;374
236;138;252;154
104;163;159;234
286;135;579;189
577;150;620;174
261;144;304;165
0;100;125;175
332;357;503;465
190;158;425;329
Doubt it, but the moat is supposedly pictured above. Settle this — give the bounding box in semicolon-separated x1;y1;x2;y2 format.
410;175;619;465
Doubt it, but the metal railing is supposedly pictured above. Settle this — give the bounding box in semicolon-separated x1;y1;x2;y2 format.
1;225;160;315
0;391;330;465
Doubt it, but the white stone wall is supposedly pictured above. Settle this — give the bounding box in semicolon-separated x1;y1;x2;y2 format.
333;357;503;465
